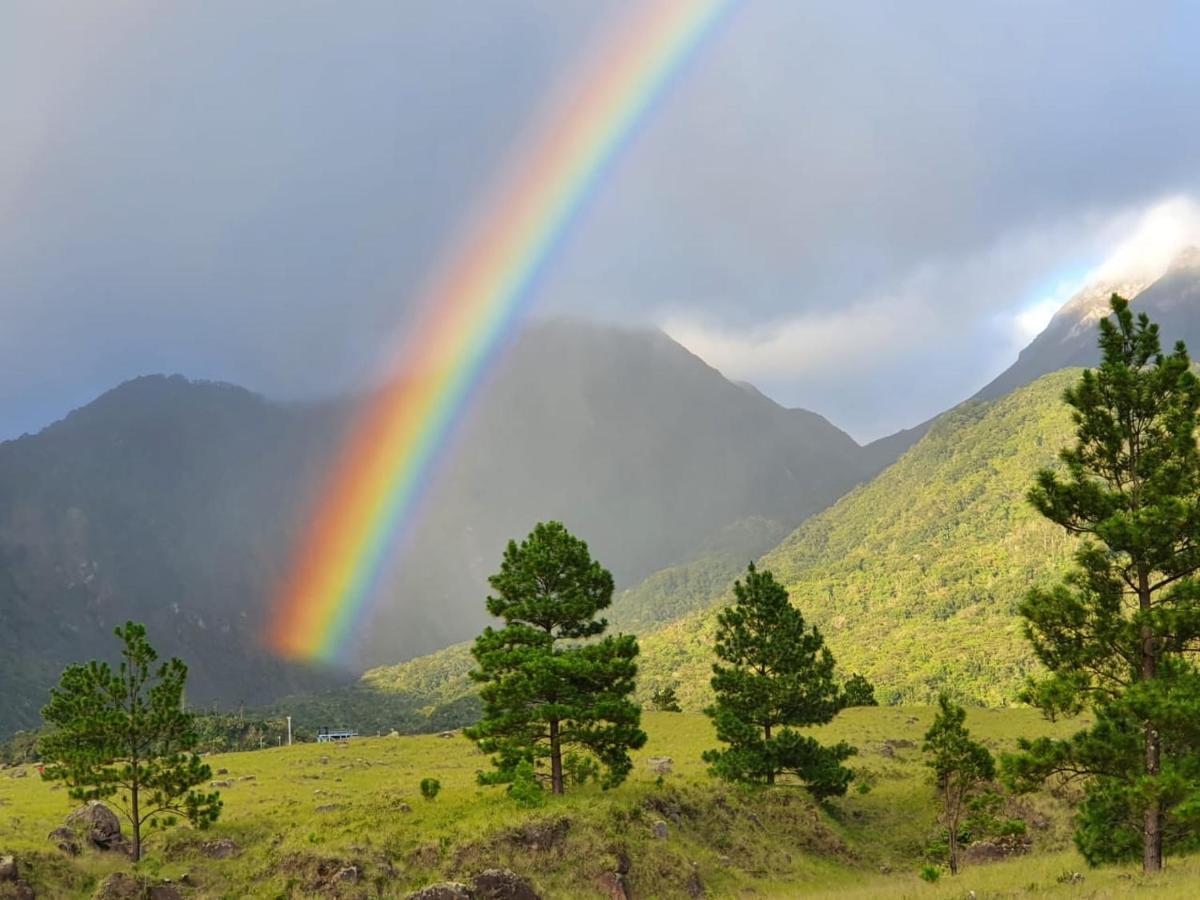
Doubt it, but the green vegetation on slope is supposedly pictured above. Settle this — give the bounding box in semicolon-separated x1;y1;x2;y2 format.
355;369;1082;720
637;370;1082;709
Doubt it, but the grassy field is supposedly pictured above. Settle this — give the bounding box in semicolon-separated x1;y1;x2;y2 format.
3;708;1200;898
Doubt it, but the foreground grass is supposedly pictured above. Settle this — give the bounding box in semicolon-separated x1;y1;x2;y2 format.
2;708;1199;897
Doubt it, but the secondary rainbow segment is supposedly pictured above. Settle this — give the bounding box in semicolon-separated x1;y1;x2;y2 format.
271;0;735;662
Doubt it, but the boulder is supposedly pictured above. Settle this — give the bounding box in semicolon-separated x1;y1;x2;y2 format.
91;874;182;900
472;868;541;900
406;884;472;900
333;865;359;884
66;802;123;850
200;838;241;859
48;827;80;856
647;757;673;776
215;768;229;776
0;855;16;881
652;820;669;839
92;873;142;900
596;873;630;900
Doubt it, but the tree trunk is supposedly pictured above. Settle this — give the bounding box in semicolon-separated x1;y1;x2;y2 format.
764;722;774;786
549;719;564;795
948;821;959;876
131;780;141;863
1139;569;1163;873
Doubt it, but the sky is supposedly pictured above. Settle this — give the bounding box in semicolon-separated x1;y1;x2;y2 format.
5;1;1200;442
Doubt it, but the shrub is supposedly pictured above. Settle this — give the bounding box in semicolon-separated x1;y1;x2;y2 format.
419;777;441;801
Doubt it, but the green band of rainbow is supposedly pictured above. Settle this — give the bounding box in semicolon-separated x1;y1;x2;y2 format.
270;0;735;662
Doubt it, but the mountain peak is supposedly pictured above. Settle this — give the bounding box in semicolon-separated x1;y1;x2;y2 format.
1165;244;1200;275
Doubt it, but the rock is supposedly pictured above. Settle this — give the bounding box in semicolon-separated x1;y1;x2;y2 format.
652;820;669;839
406;884;473;900
685;863;705;898
388;730;400;738
333;865;360;884
472;868;541;900
509;817;570;852
0;855;16;881
90;875;180;900
438;731;456;739
66;802;123;850
398;802;413;813
209;780;233;788
596;872;630;900
48;826;81;856
316;803;345;813
647;756;673;775
200;838;241;859
215;768;229;776
92;872;143;900
8;769;26;779
239;775;256;781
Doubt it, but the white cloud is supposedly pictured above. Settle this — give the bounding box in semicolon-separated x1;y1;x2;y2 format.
661;194;1200;438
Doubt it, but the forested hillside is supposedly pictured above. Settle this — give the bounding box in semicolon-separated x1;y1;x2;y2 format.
366;369;1082;717
0;322;876;736
637;370;1081;706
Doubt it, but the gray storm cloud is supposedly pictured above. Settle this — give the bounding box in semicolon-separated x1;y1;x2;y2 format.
4;0;1200;440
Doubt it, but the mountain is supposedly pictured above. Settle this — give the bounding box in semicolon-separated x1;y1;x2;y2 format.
0;321;881;736
0;375;348;731
976;248;1200;401
368;368;1082;717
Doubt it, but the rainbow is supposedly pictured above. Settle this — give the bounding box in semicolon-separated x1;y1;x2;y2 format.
271;0;735;662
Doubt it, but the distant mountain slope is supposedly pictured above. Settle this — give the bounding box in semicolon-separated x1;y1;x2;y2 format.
0;375;348;731
0;321;878;736
636;369;1081;706
363;368;1082;718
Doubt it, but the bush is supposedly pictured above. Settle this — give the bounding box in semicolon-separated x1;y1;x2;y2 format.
564;752;600;786
507;761;546;809
419;777;441;801
919;865;941;883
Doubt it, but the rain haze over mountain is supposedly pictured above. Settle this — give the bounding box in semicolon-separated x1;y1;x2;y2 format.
6;1;1200;441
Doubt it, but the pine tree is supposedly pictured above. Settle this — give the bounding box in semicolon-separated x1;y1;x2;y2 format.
651;685;683;712
702;563;855;797
40;622;221;862
1005;296;1200;872
465;521;647;795
923;694;996;875
840;673;878;708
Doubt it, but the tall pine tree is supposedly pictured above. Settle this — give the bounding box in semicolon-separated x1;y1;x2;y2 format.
923;694;996;876
40;622;221;862
702;563;855;798
466;521;646;795
1005;296;1200;872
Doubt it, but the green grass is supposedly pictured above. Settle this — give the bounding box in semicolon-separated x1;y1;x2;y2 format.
5;708;1200;898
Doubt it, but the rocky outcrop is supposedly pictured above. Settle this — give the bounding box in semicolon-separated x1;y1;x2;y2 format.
91;872;181;900
405;885;472;900
471;869;540;900
48;827;80;856
66;802;123;851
